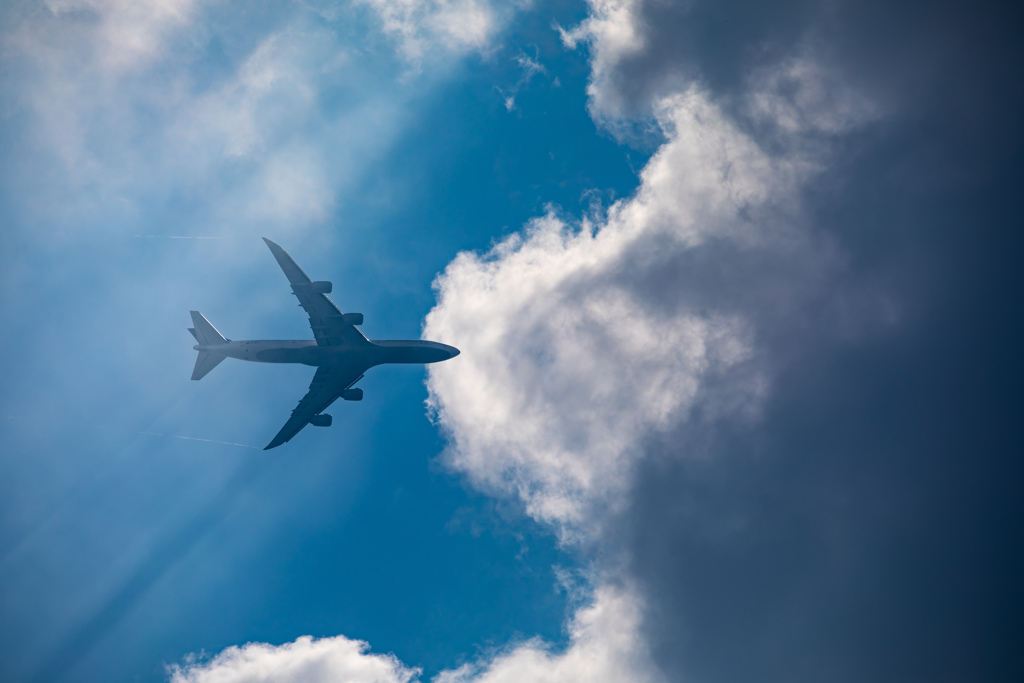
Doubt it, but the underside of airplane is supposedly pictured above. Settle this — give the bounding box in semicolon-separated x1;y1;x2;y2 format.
189;238;459;450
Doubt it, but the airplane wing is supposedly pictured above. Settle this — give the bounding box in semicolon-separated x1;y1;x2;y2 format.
263;237;370;348
264;362;369;450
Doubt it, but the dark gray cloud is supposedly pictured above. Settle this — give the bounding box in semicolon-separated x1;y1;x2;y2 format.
627;301;1024;681
571;0;1023;123
576;0;818;117
606;2;1024;680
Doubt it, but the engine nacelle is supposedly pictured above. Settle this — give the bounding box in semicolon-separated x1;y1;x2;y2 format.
309;414;332;427
341;312;363;326
310;280;332;294
342;388;363;401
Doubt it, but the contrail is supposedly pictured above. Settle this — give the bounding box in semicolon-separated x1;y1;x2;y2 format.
139;431;260;450
5;417;259;451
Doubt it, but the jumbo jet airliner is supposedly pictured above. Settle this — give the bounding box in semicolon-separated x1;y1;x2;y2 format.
189;238;459;450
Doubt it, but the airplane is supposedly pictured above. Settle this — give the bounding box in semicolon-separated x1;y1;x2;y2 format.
188;237;459;450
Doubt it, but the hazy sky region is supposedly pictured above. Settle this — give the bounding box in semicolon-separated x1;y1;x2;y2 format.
0;1;1021;682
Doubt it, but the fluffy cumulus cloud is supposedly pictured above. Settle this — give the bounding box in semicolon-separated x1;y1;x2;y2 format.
436;584;661;683
168;635;420;683
423;85;818;538
558;0;648;122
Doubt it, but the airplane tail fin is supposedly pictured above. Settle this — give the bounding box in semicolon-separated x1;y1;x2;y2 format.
191;351;226;381
190;311;228;345
189;311;228;381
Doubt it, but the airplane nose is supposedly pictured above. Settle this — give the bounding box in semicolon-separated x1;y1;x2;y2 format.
420;342;460;362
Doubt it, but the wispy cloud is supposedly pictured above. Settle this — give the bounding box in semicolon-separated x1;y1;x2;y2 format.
498;50;547;112
3;4;416;243
355;0;507;65
36;0;204;74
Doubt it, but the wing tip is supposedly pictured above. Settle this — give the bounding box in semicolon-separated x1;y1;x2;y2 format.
264;432;288;449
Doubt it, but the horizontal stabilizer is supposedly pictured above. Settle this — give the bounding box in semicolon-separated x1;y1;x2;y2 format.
191;351;225;381
190;311;228;346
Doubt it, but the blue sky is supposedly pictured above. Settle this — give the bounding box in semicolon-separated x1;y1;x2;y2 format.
1;1;1022;682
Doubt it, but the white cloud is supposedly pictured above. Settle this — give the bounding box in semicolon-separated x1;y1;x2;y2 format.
167;29;361;232
167;585;661;683
500;51;546;112
6;0;205;175
422;1;882;544
437;583;662;683
168;634;420;683
4;5;407;240
557;0;646;122
356;0;503;64
423;87;801;540
38;0;202;73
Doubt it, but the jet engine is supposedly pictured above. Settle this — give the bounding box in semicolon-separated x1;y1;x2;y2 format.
310;280;332;293
342;388;363;401
341;312;363;326
309;414;332;427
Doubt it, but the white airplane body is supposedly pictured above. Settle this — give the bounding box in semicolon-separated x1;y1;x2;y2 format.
189;238;459;450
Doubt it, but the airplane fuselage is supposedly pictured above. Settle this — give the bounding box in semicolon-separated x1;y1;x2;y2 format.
192;339;458;367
